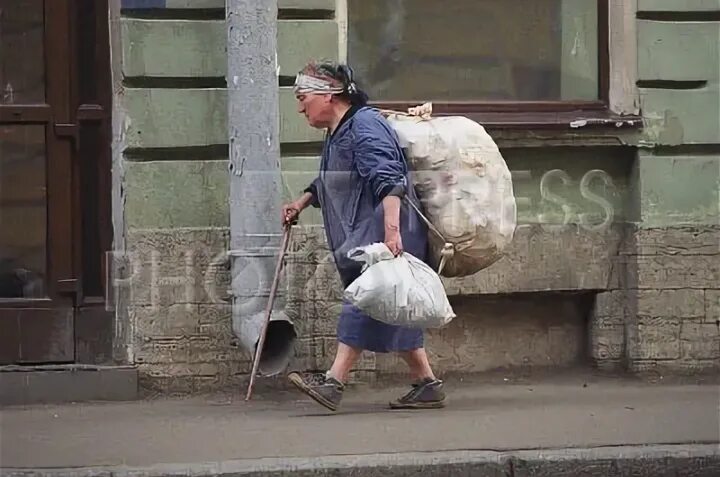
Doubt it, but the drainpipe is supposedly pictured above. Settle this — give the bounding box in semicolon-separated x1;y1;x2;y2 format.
227;0;296;376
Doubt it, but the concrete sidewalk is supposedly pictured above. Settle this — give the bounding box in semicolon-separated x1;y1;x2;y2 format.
2;372;719;476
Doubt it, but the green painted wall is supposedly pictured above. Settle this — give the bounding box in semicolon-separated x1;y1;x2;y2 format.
635;1;720;228
124;161;229;229
122;87;324;151
121;19;338;78
633;153;719;227
116;8;720;222
637;19;719;146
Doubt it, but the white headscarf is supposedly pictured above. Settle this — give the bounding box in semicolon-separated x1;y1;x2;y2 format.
293;73;344;95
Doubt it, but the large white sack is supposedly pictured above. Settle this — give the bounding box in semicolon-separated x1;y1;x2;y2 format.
384;107;517;277
343;243;455;329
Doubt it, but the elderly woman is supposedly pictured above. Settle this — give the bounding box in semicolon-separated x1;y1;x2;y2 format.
283;62;445;411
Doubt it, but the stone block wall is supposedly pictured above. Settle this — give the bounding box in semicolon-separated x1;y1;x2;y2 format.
118;228;237;392
622;227;720;372
287;223;597;381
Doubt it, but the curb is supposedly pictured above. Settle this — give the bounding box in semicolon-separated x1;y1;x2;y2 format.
3;444;719;477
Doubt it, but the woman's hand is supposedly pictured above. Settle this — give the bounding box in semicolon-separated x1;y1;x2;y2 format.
281;202;300;226
384;226;403;256
281;191;315;226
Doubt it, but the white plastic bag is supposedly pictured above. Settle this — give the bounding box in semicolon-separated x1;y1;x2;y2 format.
342;243;456;329
383;105;517;277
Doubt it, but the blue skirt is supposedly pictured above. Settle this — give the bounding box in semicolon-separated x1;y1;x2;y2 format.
336;301;424;353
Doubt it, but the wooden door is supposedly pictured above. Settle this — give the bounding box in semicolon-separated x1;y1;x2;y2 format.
0;0;111;364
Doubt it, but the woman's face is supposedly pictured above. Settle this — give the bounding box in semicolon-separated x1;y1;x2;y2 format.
296;92;334;129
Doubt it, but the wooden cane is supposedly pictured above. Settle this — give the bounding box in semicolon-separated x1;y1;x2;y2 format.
245;223;293;401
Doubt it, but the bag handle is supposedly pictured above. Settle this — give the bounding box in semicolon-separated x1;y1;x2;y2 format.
404;196;453;275
376;101;453;275
347;243;395;269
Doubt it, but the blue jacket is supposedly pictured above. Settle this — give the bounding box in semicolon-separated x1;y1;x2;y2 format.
305;106;429;287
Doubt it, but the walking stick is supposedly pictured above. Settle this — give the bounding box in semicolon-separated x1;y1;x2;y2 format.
245;223;293;401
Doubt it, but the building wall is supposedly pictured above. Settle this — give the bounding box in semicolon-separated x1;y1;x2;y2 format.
111;0;719;393
623;0;720;373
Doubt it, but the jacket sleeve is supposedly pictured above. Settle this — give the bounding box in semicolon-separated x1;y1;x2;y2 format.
303;176;321;208
353;131;407;201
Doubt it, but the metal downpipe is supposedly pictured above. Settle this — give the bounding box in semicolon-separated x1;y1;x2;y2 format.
229;240;296;377
227;0;296;377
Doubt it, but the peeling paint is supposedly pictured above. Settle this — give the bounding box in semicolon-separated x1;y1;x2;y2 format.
658;112;686;146
122;114;132;141
640;109;685;147
571;31;580;56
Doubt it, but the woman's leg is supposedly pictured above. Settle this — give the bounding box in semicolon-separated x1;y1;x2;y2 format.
329;342;362;382
286;341;362;412
390;347;445;409
398;348;436;381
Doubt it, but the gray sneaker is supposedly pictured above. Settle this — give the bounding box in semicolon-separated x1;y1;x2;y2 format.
389;377;446;409
287;371;345;411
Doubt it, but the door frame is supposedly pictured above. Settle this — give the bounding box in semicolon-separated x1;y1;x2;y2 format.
72;0;115;364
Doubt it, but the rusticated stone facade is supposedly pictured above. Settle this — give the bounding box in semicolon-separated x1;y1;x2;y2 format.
115;223;719;392
115;228;239;392
623;226;720;373
590;226;720;373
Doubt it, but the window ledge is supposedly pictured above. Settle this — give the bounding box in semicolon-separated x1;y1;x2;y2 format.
372;101;643;131
460;110;643;131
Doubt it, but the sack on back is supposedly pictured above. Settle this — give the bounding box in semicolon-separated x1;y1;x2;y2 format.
383;104;517;277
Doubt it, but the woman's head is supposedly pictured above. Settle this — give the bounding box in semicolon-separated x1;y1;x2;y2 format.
294;61;369;129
